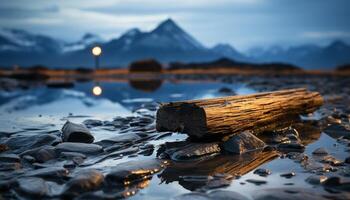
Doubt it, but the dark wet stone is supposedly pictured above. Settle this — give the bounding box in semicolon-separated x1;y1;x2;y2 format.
324;124;350;139
223;131;265;154
17;177;48;197
25;166;69;178
208;190;250;200
5;134;61;153
98;133;142;146
60;151;87;159
35;146;57;163
81;147;139;167
105;159;168;186
23;155;36;163
246;179;267;185
280;172;296;178
170;142;221;161
83;119;103;128
0;153;20;163
305;175;328;185
253;188;328;200
138;144;154;156
55;142;103;155
254;168;271;177
0;162;21;171
312;147;328;155
62;121;94;143
0;144;9;152
345;157;350;164
63;169;104;197
323;176;341;187
266;135;290;144
320;155;344;166
286;152;308;162
277;142;305;152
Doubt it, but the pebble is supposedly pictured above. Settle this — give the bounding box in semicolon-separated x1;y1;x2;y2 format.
170;142;221;161
223;131;265;154
345;156;350;164
312;147;329;155
24;167;69;178
280;172;296;178
246;179;267;185
321;155;344;166
254;168;271;177
55;142;103;155
323;176;341;187
277;142;305;152
305;175;328;185
83;119;103;127
35;147;57;163
61;121;94;143
63;169;104;197
17;177;48;197
5;134;61;153
0;153;20;163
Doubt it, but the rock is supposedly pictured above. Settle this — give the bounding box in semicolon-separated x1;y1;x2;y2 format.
320;155;344;166
246;179;267;185
97;133;142;146
254;168;271;177
35;146;57;163
345;157;350;164
305;175;327;185
312;147;328;155
55;142;103;155
324;124;350;139
25;167;69;178
60;151;87;159
105;159;168;186
63;169;104;197
23;155;36;163
83;119;103;128
277;142;305;152
0;144;9;152
0;153;20;163
17;177;48;197
170;142;221;161
280;172;296;178
208;190;250;200
0;162;21;171
5;134;61;153
222;131;265;154
62;121;94;143
323;176;341;187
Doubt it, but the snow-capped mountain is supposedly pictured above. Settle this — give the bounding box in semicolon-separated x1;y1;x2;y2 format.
0;29;62;53
0;18;349;69
211;43;248;61
63;33;104;52
247;41;350;69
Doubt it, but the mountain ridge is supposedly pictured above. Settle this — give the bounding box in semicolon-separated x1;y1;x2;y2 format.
0;19;349;69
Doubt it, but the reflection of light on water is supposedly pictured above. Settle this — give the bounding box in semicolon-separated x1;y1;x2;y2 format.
92;86;102;96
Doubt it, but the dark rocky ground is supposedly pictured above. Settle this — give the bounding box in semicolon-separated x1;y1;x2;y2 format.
0;74;349;199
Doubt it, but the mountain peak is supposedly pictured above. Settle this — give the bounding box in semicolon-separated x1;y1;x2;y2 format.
153;18;182;33
124;28;141;37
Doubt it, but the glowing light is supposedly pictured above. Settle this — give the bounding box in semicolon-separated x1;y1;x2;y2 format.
92;46;102;56
92;85;102;96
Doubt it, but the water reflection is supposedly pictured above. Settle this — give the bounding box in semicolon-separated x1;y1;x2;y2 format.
128;78;163;92
159;149;278;191
92;83;103;96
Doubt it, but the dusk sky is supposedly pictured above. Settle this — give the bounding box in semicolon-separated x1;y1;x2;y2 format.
0;0;349;51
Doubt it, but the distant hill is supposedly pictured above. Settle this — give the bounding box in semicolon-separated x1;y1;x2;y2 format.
169;57;301;71
247;41;350;69
0;19;349;69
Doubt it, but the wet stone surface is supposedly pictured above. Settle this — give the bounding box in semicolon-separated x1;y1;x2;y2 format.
0;75;350;199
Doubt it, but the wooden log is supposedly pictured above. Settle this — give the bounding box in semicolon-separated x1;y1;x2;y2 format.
156;88;323;139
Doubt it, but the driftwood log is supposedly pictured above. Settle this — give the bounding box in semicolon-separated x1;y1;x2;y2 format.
156;88;323;139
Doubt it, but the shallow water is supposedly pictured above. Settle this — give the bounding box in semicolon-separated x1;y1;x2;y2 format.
0;78;349;199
